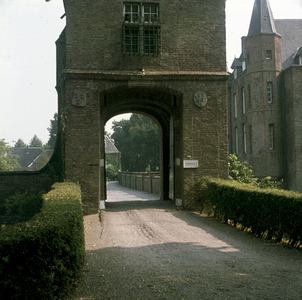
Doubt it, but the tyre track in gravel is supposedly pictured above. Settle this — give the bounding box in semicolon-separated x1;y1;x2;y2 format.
66;199;302;300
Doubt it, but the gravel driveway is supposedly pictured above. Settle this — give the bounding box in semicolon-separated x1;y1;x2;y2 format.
66;183;302;300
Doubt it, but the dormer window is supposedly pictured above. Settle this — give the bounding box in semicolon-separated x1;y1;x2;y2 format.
299;56;302;66
266;50;272;60
234;68;237;79
123;3;161;55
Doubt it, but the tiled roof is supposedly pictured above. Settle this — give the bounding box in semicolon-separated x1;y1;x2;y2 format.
275;19;302;69
11;147;43;170
105;136;120;154
231;58;242;69
248;0;277;37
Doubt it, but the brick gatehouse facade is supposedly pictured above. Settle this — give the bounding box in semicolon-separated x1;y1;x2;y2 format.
1;0;229;215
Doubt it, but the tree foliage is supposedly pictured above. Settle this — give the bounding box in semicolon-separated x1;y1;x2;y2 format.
14;139;27;148
0;139;21;172
46;113;58;149
106;154;121;181
29;135;43;148
111;114;160;172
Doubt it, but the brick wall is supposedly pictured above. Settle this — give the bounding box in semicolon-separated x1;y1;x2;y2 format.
283;66;302;192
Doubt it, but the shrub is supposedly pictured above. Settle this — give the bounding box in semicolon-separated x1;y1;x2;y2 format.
2;191;43;225
229;154;283;189
198;177;302;247
0;182;85;299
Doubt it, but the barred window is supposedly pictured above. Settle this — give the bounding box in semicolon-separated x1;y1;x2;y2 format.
124;26;139;54
143;26;160;54
123;3;161;55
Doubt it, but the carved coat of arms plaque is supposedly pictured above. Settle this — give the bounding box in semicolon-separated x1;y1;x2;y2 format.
72;89;87;107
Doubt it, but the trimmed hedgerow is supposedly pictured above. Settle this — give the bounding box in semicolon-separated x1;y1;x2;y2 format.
0;182;85;300
1;190;44;226
198;177;302;247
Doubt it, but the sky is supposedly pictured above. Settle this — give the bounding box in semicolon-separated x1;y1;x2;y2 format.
0;0;301;146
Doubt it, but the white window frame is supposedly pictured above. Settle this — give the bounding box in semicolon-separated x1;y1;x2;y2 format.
124;4;139;23
142;4;159;23
123;3;161;56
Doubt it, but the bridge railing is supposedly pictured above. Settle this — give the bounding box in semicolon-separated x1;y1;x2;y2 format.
118;171;160;195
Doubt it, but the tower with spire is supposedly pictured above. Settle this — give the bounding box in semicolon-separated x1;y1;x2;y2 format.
228;0;302;191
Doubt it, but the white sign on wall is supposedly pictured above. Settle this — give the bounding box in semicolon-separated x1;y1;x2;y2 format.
183;160;198;168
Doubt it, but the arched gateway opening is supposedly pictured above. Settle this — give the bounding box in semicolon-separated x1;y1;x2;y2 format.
100;86;183;206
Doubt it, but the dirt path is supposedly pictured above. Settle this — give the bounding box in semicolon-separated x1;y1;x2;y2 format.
66;199;302;300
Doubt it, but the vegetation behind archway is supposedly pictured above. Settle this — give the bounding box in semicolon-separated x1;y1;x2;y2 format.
111;114;160;172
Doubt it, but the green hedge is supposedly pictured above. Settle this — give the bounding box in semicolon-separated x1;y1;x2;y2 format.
198;177;302;247
1;190;44;226
0;182;85;299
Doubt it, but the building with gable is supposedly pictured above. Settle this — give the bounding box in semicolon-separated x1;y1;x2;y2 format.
228;0;302;191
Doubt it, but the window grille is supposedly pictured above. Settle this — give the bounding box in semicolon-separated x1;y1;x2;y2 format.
123;25;139;55
123;3;160;56
143;26;161;55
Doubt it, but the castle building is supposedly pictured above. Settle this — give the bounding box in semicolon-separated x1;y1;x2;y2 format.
228;0;302;192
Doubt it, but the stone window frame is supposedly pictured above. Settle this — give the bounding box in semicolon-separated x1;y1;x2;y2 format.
242;87;245;114
248;84;251;108
249;124;252;153
266;50;272;60
269;124;274;150
235;127;238;154
243;123;247;154
122;2;161;56
267;82;273;103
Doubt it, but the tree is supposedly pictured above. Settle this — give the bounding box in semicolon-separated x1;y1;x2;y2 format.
111;114;160;172
0;139;21;171
46;113;58;149
29;135;43;148
14;138;27;148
